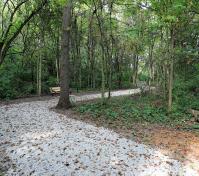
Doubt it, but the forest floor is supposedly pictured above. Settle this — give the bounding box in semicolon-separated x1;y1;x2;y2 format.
0;89;199;175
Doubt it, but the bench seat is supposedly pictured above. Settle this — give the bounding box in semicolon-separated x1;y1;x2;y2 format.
50;87;60;94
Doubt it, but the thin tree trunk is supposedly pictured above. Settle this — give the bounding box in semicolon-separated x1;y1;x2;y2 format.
36;57;39;94
37;55;42;96
57;2;72;109
115;52;121;89
56;57;59;84
148;41;154;90
168;28;175;112
93;1;106;103
0;46;4;65
108;1;113;99
78;16;83;91
132;55;138;87
72;16;81;92
56;32;60;85
87;10;96;89
101;54;106;102
168;60;173;112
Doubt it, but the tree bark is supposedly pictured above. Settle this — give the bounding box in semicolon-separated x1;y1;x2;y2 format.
37;55;42;96
56;2;72;109
168;28;175;113
93;1;106;103
87;10;96;89
108;2;114;99
115;52;122;89
132;55;138;87
56;30;60;85
0;45;4;66
168;60;173;112
148;41;154;88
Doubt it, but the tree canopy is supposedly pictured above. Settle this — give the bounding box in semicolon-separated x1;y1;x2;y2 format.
0;0;198;112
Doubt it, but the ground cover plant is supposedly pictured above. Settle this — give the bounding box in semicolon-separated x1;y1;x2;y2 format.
74;93;199;129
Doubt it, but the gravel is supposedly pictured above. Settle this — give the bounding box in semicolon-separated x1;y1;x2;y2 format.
0;90;198;176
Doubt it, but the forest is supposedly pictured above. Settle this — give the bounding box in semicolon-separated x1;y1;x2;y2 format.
0;0;199;123
0;0;198;111
0;0;199;175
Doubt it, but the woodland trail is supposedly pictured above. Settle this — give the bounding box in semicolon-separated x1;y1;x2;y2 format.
70;88;142;102
0;89;198;176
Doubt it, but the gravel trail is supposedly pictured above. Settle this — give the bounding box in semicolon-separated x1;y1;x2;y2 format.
0;89;198;176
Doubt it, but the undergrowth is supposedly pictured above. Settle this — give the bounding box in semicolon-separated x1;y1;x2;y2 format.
74;94;197;127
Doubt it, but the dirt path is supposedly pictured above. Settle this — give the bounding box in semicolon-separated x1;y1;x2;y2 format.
0;89;198;176
0;88;141;106
71;88;141;102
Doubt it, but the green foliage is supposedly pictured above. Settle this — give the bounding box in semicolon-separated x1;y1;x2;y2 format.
0;61;35;99
0;64;18;99
46;76;58;87
173;64;199;111
75;95;195;126
138;73;148;82
0;0;198;109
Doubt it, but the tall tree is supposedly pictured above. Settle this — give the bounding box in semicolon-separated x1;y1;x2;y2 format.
56;1;72;109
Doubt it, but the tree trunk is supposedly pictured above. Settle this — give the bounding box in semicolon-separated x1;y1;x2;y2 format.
108;61;112;99
168;28;175;113
87;10;96;89
72;16;81;92
0;49;3;66
108;2;113;99
101;53;106;102
148;42;154;89
56;57;59;84
132;55;138;87
56;32;60;85
94;1;106;104
115;52;121;89
168;60;173;112
37;55;42;96
56;2;72;109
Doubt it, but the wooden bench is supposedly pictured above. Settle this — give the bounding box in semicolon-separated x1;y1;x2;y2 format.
50;87;60;95
49;87;72;95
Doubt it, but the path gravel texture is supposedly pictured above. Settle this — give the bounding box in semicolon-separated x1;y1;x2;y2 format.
0;89;198;176
72;89;141;102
